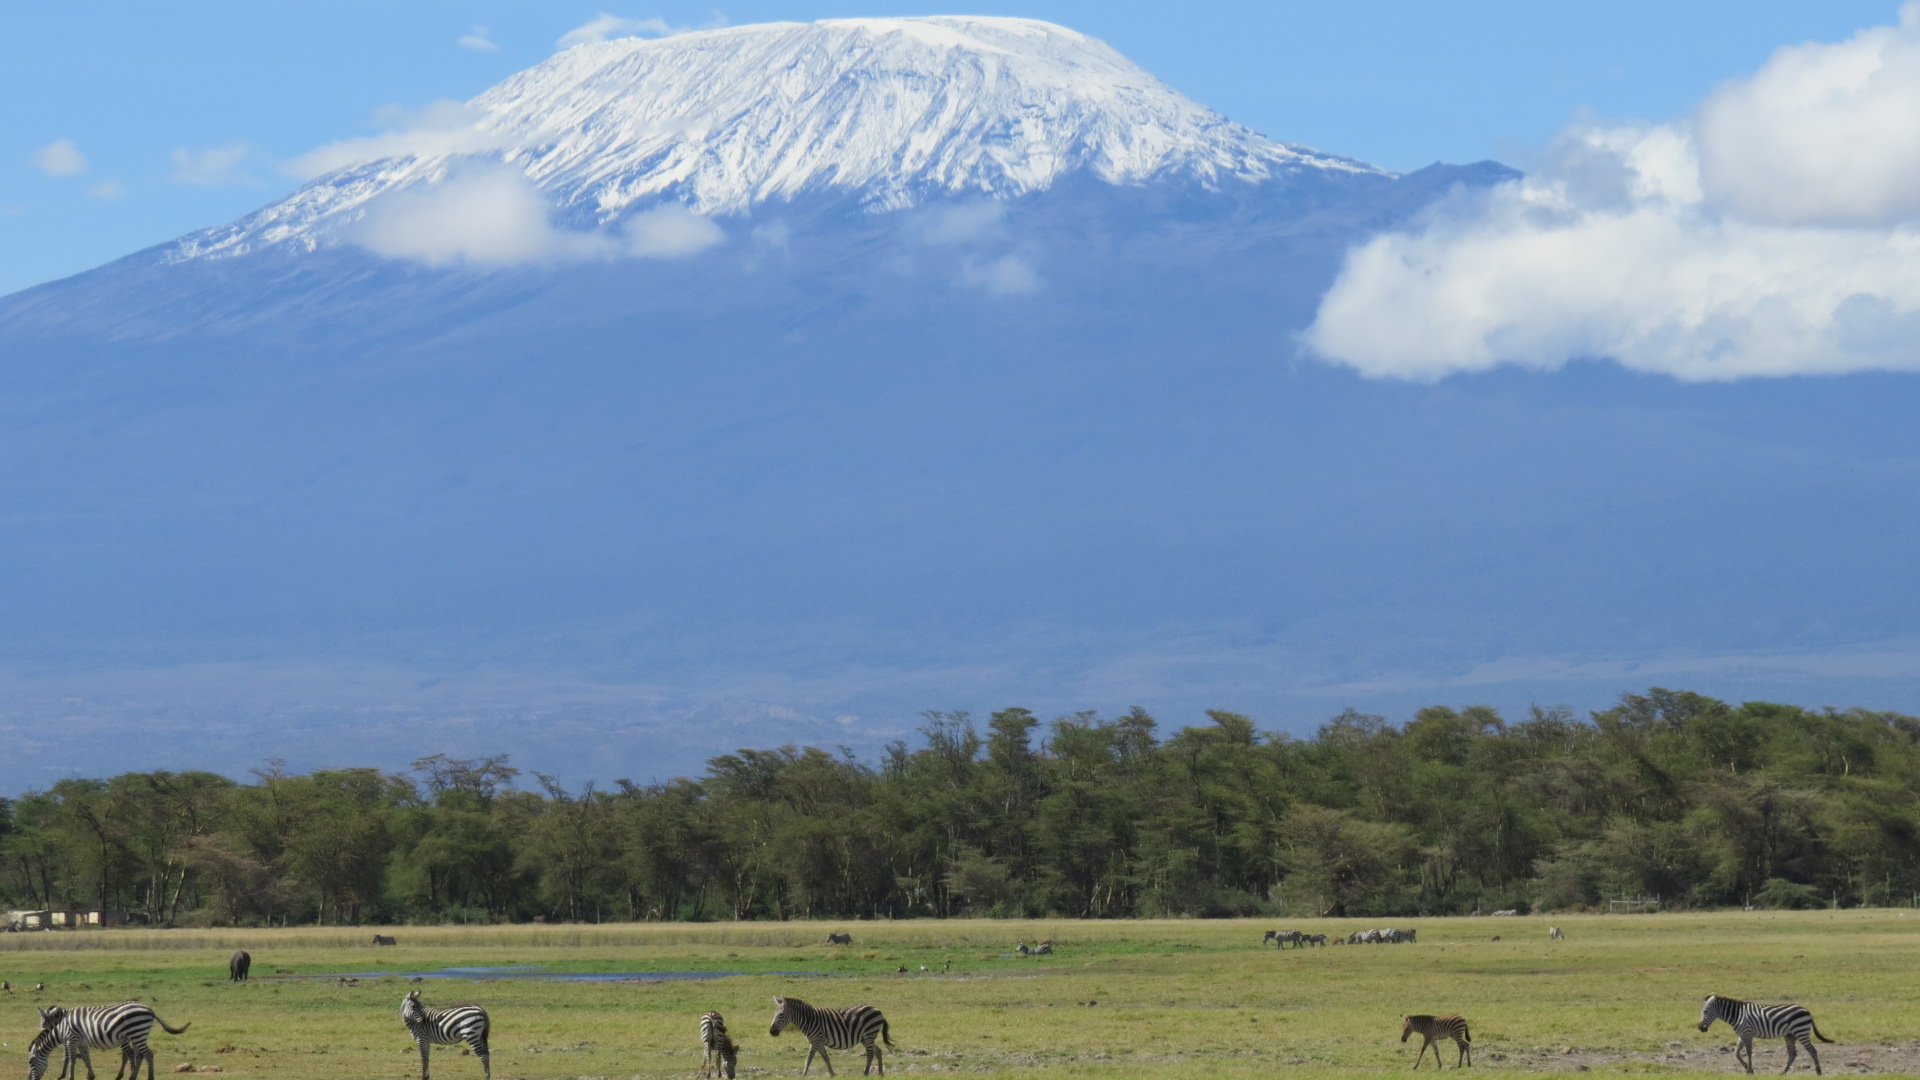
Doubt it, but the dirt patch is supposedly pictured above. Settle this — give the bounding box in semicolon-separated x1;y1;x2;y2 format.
1485;1039;1920;1074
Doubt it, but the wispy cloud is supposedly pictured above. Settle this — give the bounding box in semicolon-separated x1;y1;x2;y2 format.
348;163;723;267
86;180;124;200
961;253;1042;296
32;139;86;177
457;26;501;52
170;143;255;186
287;101;520;179
1306;2;1920;381
556;13;723;49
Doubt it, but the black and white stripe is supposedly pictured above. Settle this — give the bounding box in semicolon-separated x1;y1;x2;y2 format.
702;1010;739;1079
401;989;491;1080
1401;1014;1471;1069
1698;995;1833;1075
769;995;893;1076
28;1001;190;1080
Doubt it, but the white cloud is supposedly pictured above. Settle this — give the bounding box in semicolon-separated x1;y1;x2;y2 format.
458;26;502;52
170;143;254;186
351;165;609;266
288;101;521;179
624;204;725;257
1306;5;1920;381
556;13;722;49
349;164;722;267
86;180;124;200
33;139;86;177
961;253;1042;296
915;201;1006;245
1699;3;1920;225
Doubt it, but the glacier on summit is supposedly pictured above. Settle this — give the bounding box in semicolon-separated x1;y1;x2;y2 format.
170;16;1381;262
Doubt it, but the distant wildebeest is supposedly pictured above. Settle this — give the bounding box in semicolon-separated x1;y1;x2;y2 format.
1403;1014;1472;1069
229;950;251;982
1698;994;1833;1076
373;934;398;947
825;932;852;946
1548;926;1565;941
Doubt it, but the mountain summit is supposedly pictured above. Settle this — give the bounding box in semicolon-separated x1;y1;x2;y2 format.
173;16;1379;261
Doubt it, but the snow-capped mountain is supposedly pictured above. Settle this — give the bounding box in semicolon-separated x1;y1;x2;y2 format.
171;16;1381;261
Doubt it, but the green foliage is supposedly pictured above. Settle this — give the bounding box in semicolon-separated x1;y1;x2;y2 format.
2;689;1918;924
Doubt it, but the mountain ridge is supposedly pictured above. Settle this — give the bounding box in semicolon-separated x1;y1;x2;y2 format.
163;15;1382;264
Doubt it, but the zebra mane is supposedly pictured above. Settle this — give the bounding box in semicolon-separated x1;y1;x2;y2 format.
1708;994;1747;1008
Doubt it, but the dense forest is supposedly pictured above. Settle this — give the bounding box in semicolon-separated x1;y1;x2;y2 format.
4;689;1918;926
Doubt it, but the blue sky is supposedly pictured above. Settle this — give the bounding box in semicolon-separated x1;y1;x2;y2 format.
0;1;1907;298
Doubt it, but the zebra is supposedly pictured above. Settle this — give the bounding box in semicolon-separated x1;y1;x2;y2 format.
1698;994;1833;1075
29;1001;191;1080
769;995;893;1076
1033;941;1053;956
1302;933;1328;947
229;950;251;982
1402;1014;1471;1069
401;989;491;1080
1262;930;1303;949
1548;926;1565;941
700;1011;738;1080
826;933;852;946
373;934;398;946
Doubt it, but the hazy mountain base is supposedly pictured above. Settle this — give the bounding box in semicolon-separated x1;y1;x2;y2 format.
3;164;1920;785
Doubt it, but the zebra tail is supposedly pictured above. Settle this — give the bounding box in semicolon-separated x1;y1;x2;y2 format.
155;1015;191;1036
1811;1023;1833;1044
881;1019;894;1048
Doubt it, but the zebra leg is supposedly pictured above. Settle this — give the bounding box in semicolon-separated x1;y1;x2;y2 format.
1739;1037;1755;1075
702;1047;714;1079
1803;1037;1821;1076
817;1045;835;1078
1457;1037;1471;1068
417;1038;432;1080
475;1039;490;1080
865;1039;883;1076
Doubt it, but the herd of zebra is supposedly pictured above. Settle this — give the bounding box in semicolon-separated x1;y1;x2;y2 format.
10;936;1846;1079
1264;927;1415;946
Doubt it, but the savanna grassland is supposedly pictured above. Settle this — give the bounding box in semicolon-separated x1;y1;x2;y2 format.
4;913;1918;1080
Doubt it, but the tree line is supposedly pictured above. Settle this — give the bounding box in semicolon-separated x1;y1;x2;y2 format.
3;688;1917;926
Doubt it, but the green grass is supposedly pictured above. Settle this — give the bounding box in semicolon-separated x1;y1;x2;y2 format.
3;913;1917;1080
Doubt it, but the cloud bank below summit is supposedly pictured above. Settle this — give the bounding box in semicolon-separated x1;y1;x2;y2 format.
1307;3;1920;381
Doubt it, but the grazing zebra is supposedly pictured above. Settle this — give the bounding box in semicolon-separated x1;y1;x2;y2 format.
229;950;251;982
700;1010;739;1080
401;989;491;1080
1402;1014;1471;1070
1262;930;1303;949
1303;933;1328;947
1548;926;1564;941
769;995;893;1076
826;933;852;946
1698;994;1833;1075
373;934;398;946
29;1001;191;1080
1033;941;1053;955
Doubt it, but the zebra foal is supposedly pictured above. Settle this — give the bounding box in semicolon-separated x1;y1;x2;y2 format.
401;989;491;1080
1698;994;1833;1075
28;1001;191;1080
769;995;893;1076
701;1010;739;1080
1402;1014;1471;1069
